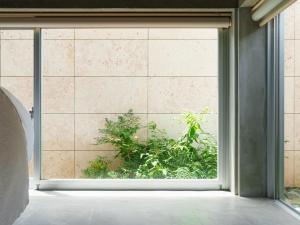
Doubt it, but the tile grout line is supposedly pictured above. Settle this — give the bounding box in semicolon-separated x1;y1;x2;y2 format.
294;7;297;186
0;75;35;77
44;150;117;151
147;28;149;139
39;75;218;78
39;38;218;41
42;112;219;115
73;29;76;179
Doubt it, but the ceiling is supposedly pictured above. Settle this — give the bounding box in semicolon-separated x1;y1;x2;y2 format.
0;0;239;9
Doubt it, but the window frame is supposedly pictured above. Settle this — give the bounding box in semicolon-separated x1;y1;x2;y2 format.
0;16;234;190
266;14;285;199
267;13;300;216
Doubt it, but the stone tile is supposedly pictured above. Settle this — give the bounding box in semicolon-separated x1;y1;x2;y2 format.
75;28;148;39
0;30;33;39
1;40;33;76
149;28;218;40
295;3;300;40
148;77;218;113
294;114;300;150
75;77;147;113
0;77;33;110
295;151;300;186
75;151;122;178
42;29;74;39
148;113;218;139
149;40;218;76
284;4;295;40
285;77;294;113
285;151;294;187
75;114;114;151
285;114;295;151
43;77;74;113
42;151;74;179
75;114;147;151
284;40;295;76
75;40;147;76
42;40;74;76
42;114;74;150
294;78;300;113
295;40;300;76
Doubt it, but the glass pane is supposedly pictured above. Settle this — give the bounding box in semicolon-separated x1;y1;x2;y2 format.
0;29;34;177
41;27;219;180
283;0;300;212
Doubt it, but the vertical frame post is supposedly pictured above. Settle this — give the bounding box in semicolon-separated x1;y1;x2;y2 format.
33;28;42;188
218;28;230;189
277;14;285;200
267;18;276;198
266;14;284;199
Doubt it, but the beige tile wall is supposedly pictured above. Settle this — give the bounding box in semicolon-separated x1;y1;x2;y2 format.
0;30;34;176
0;28;219;179
40;27;218;179
41;29;76;179
284;0;300;187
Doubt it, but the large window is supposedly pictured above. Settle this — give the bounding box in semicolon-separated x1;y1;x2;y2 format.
0;18;231;189
282;0;300;212
40;27;220;181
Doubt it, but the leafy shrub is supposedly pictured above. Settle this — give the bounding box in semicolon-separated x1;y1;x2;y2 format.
83;109;217;179
83;156;110;178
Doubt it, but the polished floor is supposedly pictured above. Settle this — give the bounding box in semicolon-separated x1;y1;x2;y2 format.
13;191;300;225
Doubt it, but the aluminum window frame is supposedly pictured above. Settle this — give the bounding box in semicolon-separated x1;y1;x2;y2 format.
267;14;285;200
0;16;234;191
276;13;300;215
267;13;300;216
266;14;285;199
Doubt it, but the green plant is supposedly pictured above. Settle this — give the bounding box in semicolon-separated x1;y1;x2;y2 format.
83;156;109;178
83;109;217;179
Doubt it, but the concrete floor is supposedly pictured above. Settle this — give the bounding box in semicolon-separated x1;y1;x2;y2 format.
13;191;300;225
